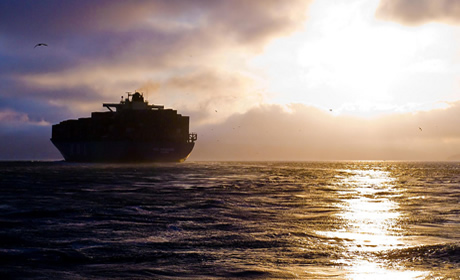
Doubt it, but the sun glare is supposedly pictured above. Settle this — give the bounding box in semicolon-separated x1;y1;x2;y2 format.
251;0;458;117
317;168;428;279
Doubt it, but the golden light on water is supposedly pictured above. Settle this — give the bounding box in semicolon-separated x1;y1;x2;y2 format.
319;168;428;278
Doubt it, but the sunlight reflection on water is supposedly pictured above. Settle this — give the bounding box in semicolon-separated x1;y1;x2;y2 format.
320;168;429;279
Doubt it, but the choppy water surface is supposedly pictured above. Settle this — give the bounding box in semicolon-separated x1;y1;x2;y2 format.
0;161;459;279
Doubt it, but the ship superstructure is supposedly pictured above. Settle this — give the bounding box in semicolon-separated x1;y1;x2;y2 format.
51;92;197;162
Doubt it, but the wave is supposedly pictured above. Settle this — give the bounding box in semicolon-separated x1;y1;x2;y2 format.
377;243;460;267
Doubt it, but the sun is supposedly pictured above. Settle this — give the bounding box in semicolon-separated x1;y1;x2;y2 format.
250;0;456;117
298;9;412;103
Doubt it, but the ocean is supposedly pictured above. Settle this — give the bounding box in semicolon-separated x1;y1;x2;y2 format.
0;161;459;279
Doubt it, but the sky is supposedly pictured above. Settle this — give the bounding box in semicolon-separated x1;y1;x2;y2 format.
0;0;459;161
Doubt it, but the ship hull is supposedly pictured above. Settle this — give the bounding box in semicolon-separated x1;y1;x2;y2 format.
51;140;194;163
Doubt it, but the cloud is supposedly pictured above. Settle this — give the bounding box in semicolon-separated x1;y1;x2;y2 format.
0;0;314;160
0;0;311;42
204;1;312;46
0;0;311;119
376;0;460;25
0;109;49;127
2;0;459;161
0;0;311;61
137;68;265;125
190;101;460;161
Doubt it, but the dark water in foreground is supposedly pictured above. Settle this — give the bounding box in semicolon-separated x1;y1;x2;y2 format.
0;161;459;279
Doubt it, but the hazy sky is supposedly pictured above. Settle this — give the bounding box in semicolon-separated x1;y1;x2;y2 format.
0;0;459;161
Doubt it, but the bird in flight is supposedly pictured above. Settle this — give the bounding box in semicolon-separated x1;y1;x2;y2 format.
34;43;48;48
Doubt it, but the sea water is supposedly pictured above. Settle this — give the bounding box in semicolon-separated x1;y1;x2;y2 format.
0;161;459;279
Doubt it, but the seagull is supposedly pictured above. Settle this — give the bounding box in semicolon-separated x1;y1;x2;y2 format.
34;43;48;48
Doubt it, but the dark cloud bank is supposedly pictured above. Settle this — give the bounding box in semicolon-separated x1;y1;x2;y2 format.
0;0;311;121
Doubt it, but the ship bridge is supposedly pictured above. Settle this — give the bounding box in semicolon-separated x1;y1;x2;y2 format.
103;92;164;112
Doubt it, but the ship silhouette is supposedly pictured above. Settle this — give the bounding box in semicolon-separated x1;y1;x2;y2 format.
51;92;197;162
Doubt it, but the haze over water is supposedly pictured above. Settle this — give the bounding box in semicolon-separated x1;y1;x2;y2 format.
1;161;459;279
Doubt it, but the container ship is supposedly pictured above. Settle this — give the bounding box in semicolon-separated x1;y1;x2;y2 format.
51;92;197;162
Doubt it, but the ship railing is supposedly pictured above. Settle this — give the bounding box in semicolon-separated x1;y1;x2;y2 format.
188;133;197;143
